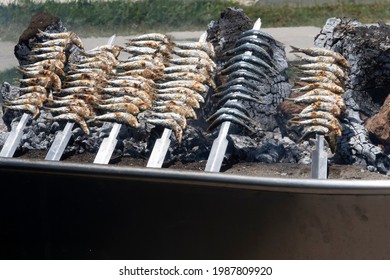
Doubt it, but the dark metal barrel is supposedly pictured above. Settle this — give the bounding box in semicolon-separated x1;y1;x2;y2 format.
1;157;389;259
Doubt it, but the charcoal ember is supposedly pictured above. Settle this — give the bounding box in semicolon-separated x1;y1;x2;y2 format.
226;132;308;164
1;82;22;132
168;125;213;163
365;94;390;146
206;7;253;65
121;125;151;159
20;114;55;150
333;120;390;175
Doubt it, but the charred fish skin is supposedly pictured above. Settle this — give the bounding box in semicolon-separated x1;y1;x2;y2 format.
146;118;183;143
235;36;273;56
157;80;208;94
219;61;273;81
298;69;343;86
288;118;342;136
122;46;159;56
223;53;277;73
128;33;171;44
287;94;345;108
89;112;140;128
290;45;350;69
216;92;262;107
217;77;259;92
142;111;187;129
157;87;205;103
173;41;215;58
296;62;346;81
207;113;256;133
152;104;197;119
300;101;341;117
225;69;270;83
212;84;258;99
155;93;200;109
45;105;94;119
94;103;140;115
3;104;40;119
291;111;338;122
172;48;212;61
239;29;276;42
298;75;342;86
293;54;338;65
206;107;253;124
292;82;345;95
169;57;217;73
125;40;166;49
220;99;250;116
223;43;275;66
45;113;90;135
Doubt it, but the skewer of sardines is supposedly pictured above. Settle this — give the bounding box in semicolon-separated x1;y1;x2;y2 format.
207;28;279;133
90;33;174;130
4;29;83;120
287;46;350;153
138;35;216;143
43;44;120;135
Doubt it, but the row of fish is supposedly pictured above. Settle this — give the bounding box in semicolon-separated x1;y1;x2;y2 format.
5;29;352;152
44;44;124;135
287;46;350;152
207;28;279;132
5;30;217;142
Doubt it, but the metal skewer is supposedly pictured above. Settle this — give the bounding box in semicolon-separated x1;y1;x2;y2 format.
146;31;208;168
146;128;172;168
205;18;261;172
46;35;116;161
91;34;122;164
93;122;121;164
311;134;328;179
0;113;30;157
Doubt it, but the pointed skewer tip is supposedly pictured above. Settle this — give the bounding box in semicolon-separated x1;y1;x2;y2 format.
253;18;262;30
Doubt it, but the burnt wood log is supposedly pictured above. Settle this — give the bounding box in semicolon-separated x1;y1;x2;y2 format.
314;17;390;174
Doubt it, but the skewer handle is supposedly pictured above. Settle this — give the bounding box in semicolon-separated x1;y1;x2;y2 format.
146;128;172;168
205;121;231;172
45;122;75;161
93;123;121;164
311;134;328;179
0;113;30;157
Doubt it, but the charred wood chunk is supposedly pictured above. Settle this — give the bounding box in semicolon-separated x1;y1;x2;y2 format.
314;17;390;118
15;12;67;64
313;17;390;174
206;7;253;64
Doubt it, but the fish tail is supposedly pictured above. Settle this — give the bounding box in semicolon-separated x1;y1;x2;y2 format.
293;53;303;60
325;134;337;154
299;130;317;143
32;110;40;120
289;45;301;53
